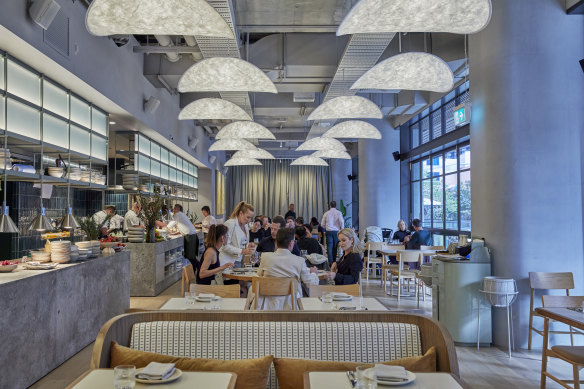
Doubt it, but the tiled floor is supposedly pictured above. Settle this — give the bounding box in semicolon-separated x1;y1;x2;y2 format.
30;276;573;388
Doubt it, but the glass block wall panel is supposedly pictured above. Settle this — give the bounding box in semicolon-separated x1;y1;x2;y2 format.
193;165;198;178
0;96;4;130
43;113;68;147
7;60;41;105
70;95;91;128
193;177;198;189
91;134;107;161
169;152;176;167
421;116;430;144
160;147;168;164
0;56;4;90
91;109;107;136
70;124;90;155
138;134;149;155
444;100;456;133
150;143;160;161
176;157;183;172
160;163;169;180
170;168;176;182
43;80;69;118
7;99;40;139
138;153;150;174
150;159;160;178
431;109;442;140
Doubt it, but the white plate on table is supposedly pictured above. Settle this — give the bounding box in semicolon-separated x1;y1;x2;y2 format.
333;295;353;301
363;368;416;386
135;368;182;384
195;296;217;302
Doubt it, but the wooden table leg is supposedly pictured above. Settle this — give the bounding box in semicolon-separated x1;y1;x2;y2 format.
541;317;550;389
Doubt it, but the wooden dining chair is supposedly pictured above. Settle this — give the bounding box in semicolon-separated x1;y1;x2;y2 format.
181;264;196;297
420;245;444;251
387;250;423;302
364;241;384;280
379;244;406;286
529;272;577;350
308;284;360;298
252;277;297;310
190;284;240;298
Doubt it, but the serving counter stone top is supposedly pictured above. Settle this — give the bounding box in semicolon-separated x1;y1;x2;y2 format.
0;250;130;389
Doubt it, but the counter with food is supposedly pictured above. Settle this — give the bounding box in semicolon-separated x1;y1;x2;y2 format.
0;250;130;389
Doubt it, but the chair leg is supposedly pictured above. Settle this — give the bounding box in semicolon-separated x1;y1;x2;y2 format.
571;325;575;347
477;293;481;350
529;311;534;351
541;318;550;389
574;363;580;389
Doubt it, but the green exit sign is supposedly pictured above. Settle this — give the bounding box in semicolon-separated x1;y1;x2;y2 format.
453;104;470;127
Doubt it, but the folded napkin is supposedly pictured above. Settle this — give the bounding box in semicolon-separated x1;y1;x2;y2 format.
136;362;176;380
306;253;328;265
374;365;408;382
197;293;215;299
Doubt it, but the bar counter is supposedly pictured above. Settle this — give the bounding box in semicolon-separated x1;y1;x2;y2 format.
0;250;130;389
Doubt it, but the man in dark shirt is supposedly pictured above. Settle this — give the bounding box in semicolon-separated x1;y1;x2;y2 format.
284;204;296;220
295;225;323;255
404;218;432;249
257;215;301;255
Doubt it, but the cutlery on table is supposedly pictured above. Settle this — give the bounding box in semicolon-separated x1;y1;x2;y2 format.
346;371;356;387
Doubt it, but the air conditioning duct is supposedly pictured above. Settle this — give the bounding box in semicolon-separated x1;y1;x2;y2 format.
293;92;315;103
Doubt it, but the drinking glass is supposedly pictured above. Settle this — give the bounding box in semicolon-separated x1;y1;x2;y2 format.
355;366;376;389
322;292;333;304
114;365;136;389
300;250;308;258
185;292;196;305
210;296;222;310
250;252;259;267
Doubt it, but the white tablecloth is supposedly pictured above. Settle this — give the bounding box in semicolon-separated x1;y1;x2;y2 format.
299;297;388;311
70;370;235;389
307;372;462;389
160;297;247;311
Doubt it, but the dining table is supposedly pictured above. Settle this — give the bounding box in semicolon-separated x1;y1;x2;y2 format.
222;268;329;282
160;297;248;311
303;371;463;389
298;297;388;311
67;369;237;389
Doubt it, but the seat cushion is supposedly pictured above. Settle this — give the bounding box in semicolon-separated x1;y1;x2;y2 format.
274;346;436;389
111;342;273;389
551;346;584;364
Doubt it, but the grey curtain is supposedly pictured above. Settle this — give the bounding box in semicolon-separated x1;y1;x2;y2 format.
226;160;333;221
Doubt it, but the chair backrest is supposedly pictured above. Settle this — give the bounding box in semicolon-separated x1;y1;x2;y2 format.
366;241;384;257
252;277;297;310
190;284;240;298
381;228;393;240
364;226;383;242
181;264;196;297
308;284;360;298
384;244;405;251
542;295;584;308
397;250;423;264
529;272;574;290
420;245;443;251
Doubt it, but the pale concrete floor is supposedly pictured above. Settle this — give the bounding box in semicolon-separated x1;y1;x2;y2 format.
29;275;574;389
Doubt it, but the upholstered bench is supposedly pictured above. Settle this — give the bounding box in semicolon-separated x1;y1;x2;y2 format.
91;312;458;389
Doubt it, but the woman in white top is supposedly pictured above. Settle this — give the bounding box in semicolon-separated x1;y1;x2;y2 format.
219;201;256;268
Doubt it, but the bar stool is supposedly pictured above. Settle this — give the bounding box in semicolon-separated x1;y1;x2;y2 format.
477;277;518;358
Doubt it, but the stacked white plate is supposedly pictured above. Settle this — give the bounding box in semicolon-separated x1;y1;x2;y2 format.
91;241;101;257
91;172;106;185
127;226;145;243
139;184;149;192
50;240;71;263
76;241;99;258
80;170;92;182
122;173;138;190
30;249;51;263
0;149;12;170
69;245;79;262
77;247;89;260
68;167;82;181
48;167;64;178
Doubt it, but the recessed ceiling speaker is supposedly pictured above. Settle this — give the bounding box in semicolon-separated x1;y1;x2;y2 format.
392;151;401;161
144;97;160;113
208;155;217;164
29;0;61;30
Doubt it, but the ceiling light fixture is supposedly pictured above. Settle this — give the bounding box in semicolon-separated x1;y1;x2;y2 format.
216;121;276;140
232;149;275;160
85;0;234;38
178;58;278;93
307;96;382;121
296;137;346;152
351;52;454;93
179;98;252;121
311;150;352;160
290;156;328;166
322;120;382;139
208;138;257;152
337;0;492;36
224;157;262;167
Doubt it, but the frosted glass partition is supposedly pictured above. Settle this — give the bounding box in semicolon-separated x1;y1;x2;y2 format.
150;160;160;178
6;60;41;105
169;152;176;167
160;147;168;164
43;113;68;147
7;99;40;139
170;168;176;182
70;95;91;128
0;57;4;90
139;134;150;155
91;134;107;161
193;177;198;189
43;81;68;118
150;143;160;161
176;157;182;172
138;153;150;174
0;96;4;130
91;109;107;136
161;164;169;179
70;125;90;155
193;165;198;178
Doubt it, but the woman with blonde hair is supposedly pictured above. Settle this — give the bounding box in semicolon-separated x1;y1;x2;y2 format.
327;228;364;285
392;219;411;243
220;201;256;269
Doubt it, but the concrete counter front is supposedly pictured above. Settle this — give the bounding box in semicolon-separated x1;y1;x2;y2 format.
126;236;184;296
0;251;130;389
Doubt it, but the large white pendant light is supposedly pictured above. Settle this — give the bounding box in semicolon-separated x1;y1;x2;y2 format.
85;0;234;38
291;156;328;167
224;157;262;167
178;58;278;94
209;138;257;152
216;122;276;140
179;98;252;121
311;150;352;160
232;149;275;160
323;120;382;139
296;137;346;152
351;52;454;93
307;96;382;121
337;0;492;36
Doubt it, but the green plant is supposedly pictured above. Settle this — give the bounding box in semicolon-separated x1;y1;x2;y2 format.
138;195;164;231
340;199;352;228
78;216;100;241
187;210;199;224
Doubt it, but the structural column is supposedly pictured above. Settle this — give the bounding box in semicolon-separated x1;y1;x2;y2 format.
358;118;400;233
470;0;584;347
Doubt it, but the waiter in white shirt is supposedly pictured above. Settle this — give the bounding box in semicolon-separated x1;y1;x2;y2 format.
320;200;344;264
198;205;216;236
124;202;145;231
168;204;198;267
92;205;115;229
